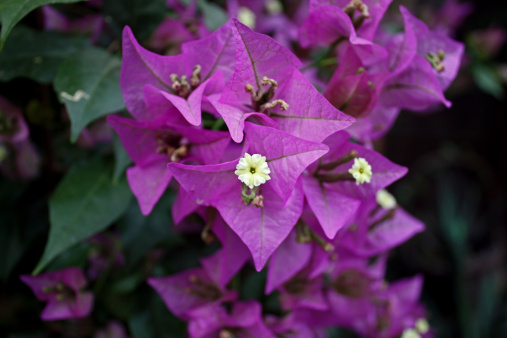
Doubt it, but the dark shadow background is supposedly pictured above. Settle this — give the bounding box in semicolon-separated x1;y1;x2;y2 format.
383;0;507;336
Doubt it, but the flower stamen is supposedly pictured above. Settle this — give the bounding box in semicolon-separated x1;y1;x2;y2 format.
170;64;202;97
343;0;370;18
260;99;289;113
170;74;181;91
190;65;201;87
425;50;446;73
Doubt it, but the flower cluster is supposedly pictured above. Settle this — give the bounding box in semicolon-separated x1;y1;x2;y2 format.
105;1;463;336
13;0;465;336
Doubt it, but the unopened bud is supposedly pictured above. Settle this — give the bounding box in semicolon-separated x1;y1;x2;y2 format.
376;189;397;209
252;195;264;208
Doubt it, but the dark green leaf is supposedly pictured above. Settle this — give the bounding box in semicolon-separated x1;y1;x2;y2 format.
103;0;166;41
0;0;83;49
44;242;91;272
241;267;267;300
34;158;132;274
471;63;504;99
129;292;186;338
54;47;125;142
0;26;89;83
0;179;46;282
110;271;144;294
0;214;24;282
118;192;183;269
475;276;498;338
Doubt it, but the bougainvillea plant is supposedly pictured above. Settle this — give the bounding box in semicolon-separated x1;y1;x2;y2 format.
0;0;469;337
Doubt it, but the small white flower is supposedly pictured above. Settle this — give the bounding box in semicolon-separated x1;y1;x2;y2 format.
348;157;372;185
401;329;421;338
415;318;429;334
265;0;283;14
238;7;256;29
235;153;271;189
376;189;397;209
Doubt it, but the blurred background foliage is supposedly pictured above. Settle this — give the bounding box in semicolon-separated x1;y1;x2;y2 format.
383;1;507;337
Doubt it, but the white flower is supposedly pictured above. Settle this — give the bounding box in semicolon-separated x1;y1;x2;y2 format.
401;329;421;338
235;153;271;189
376;189;397;209
348;157;372;185
415;318;429;334
238;7;256;29
265;0;283;14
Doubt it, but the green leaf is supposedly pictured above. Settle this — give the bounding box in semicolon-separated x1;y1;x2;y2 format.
44;242;91;272
475;276;498;338
0;214;24;282
471;63;504;99
197;0;228;31
0;0;83;49
118;192;183;268
129;292;186;338
54;47;125;142
0;26;89;83
34;158;132;274
103;0;166;41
